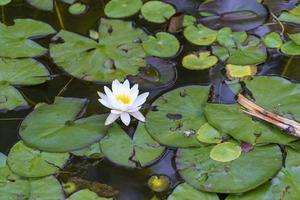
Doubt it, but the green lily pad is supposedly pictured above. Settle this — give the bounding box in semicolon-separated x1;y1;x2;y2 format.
167;183;219;200
71;142;103;159
226;148;300;200
104;0;142;18
183;15;196;27
176;145;282;193
67;189;113;200
20;97;108;152
182;51;218;70
68;3;87;15
205;76;299;144
141;1;176;23
100;124;165;168
0;0;11;6
281;41;300;55
146;86;209;147
196;123;222;144
279;5;300;24
225;64;257;80
209;142;242;162
289;32;300;45
217;27;247;48
0;19;55;58
7;141;69;178
142;32;180;58
25;0;75;11
0;58;49;110
184;24;217;46
262;32;283;48
50;18;147;82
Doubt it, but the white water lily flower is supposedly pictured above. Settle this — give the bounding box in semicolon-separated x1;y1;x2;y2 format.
98;79;149;126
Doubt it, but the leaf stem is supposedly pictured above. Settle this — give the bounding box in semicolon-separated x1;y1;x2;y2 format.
281;56;293;76
54;0;65;29
57;77;74;96
270;11;285;35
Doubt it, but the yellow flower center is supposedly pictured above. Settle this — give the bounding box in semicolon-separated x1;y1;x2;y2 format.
115;93;132;105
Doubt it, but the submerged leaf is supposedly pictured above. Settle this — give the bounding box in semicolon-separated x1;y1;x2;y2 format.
141;1;176;23
182;51;218;70
68;3;87;15
104;0;142;18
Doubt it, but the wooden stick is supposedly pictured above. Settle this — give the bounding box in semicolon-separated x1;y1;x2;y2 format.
237;94;300;137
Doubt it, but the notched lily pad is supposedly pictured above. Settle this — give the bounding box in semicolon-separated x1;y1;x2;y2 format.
142;32;180;58
281;41;300;56
217;27;247;48
278;4;300;24
225;64;257;80
7;141;69;178
209;142;242;162
182;51;218;70
104;0;142;18
262;32;283;48
146;86;210;147
100;124;165;168
184;24;217;46
141;1;176;23
20;97;108;152
50;18;147;82
176;145;282;193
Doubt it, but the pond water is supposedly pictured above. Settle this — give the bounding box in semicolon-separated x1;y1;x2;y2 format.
1;0;300;200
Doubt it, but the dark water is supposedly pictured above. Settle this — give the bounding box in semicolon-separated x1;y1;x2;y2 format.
1;1;300;200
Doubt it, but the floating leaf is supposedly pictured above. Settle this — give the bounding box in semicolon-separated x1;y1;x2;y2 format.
7;141;69;178
198;0;268;31
262;32;283;48
176;145;282;193
104;0;142;18
183;15;196;27
217;27;247;48
20;97;108;152
196;123;222;144
182;51;218;70
279;5;300;24
263;0;298;15
100;124;165;168
0;19;55;58
68;3;87;15
50;18;147;82
71;142;103;159
226;148;300;200
281;41;300;55
289;32;300;45
67;189;113;200
167;183;219;200
209;142;242;162
142;32;180;58
141;1;176;23
0;58;49;110
205;76;299;144
0;0;11;6
146;86;209;147
25;0;75;11
225;64;257;80
184;24;217;46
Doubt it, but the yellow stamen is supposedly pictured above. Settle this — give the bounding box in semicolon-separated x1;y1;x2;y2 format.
115;94;132;105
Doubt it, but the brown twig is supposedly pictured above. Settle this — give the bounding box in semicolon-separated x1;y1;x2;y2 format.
237;94;300;137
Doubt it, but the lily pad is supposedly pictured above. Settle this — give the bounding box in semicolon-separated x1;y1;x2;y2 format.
205;76;299;144
176;145;282;193
20;97;108;152
262;32;283;48
198;0;268;31
0;58;49;110
167;183;219;200
141;1;176;23
0;19;55;58
225;64;257;80
209;142;242;162
50;18;147;82
279;5;300;24
182;51;218;70
105;0;142;18
7;141;69;178
100;124;165;168
142;32;180;58
0;0;11;6
71;142;103;159
67;189;113;200
25;0;76;11
217;27;247;48
196;123;222;144
289;32;300;45
281;41;300;56
146;86;209;147
226;148;300;200
68;3;87;15
184;24;217;46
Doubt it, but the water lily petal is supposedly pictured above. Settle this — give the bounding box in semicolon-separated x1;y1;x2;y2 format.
120;112;131;126
112;80;121;94
127;106;141;112
111;109;122;114
105;113;120;125
133;92;149;107
130;111;145;122
98;98;113;109
130;84;139;101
